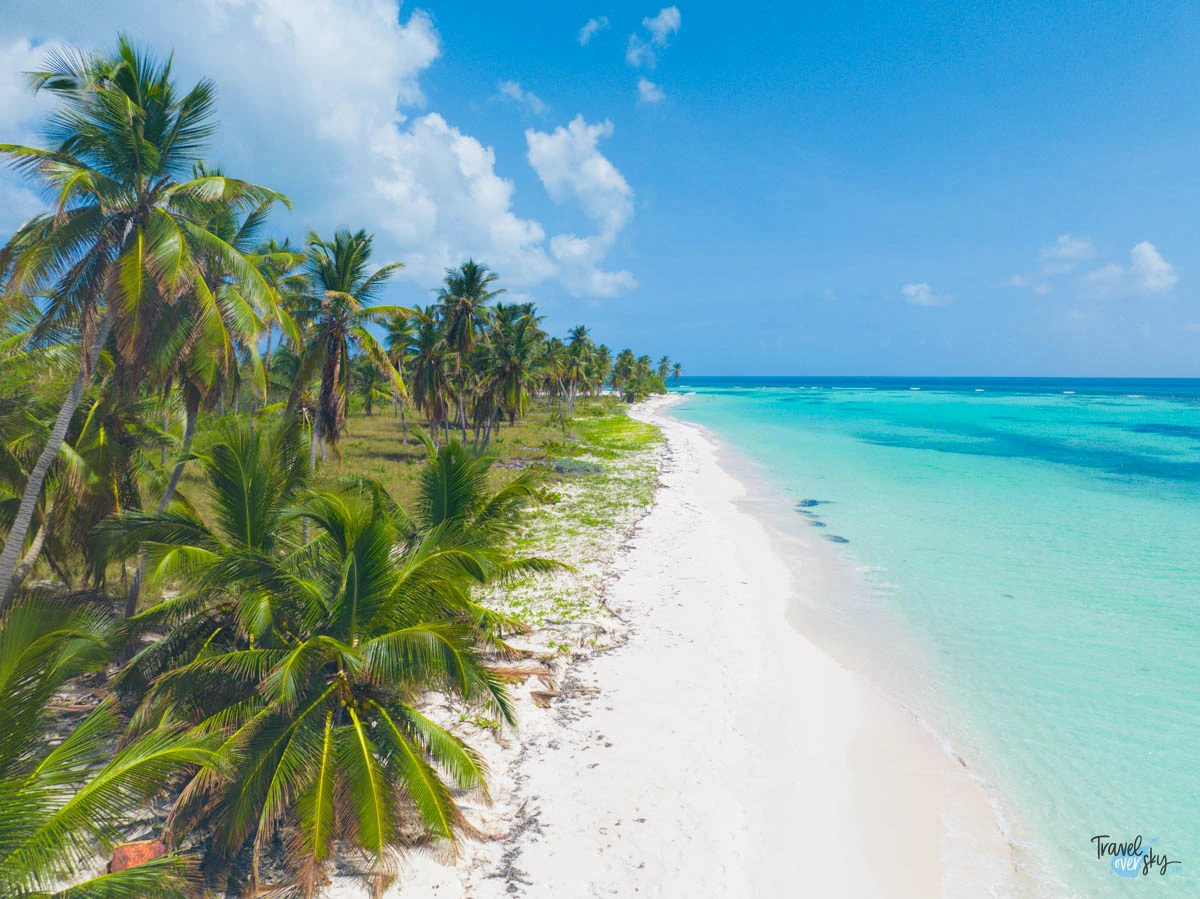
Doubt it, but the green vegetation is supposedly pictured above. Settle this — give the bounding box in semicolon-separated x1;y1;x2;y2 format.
0;36;674;897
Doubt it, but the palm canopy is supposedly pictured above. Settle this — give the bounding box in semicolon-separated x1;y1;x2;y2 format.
287;229;405;463
0;36;287;605
0;597;214;898
1;37;285;376
437;260;502;359
95;421;554;893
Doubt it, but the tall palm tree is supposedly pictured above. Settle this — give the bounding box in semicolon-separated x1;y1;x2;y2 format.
0;37;283;605
383;310;417;440
591;344;613;394
611;349;636;395
438;261;502;440
671;361;683;382
485;304;544;432
405;306;453;447
122;171;295;617
0;597;215;897
656;355;671;381
287;229;404;467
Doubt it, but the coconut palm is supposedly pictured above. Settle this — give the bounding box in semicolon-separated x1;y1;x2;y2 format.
671;361;683;382
0;597;214;898
405;307;453;447
656;355;671;381
0;37;284;606
438;261;502;439
95;421;554;895
485;303;544;432
611;349;636;395
383;310;418;440
286;229;404;467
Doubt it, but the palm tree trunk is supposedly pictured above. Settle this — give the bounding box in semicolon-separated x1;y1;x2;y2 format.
400;404;407;443
6;518;49;597
124;390;199;618
0;312;113;609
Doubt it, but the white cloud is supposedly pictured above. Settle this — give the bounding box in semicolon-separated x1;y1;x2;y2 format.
1040;233;1096;274
1081;241;1177;300
526;116;637;296
626;5;681;69
0;37;63;230
637;77;665;104
625;35;655;68
0;0;634;296
643;6;682;44
901;282;953;307
578;16;610;46
1007;273;1050;295
497;79;548;116
1129;240;1177;293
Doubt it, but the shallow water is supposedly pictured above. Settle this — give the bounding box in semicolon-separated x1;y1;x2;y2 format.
671;378;1200;896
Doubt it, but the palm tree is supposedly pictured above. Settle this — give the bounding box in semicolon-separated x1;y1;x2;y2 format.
287;229;404;467
591;344;613;394
96;422;554;895
484;304;544;433
0;37;283;606
671;361;683;382
383;311;417;440
0;597;214;897
406;306;453;447
656;355;671;381
122;171;294;617
611;349;636;396
352;354;389;416
564;325;594;413
438;261;502;440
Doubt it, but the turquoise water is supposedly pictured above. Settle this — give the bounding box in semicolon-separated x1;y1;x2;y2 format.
672;378;1200;896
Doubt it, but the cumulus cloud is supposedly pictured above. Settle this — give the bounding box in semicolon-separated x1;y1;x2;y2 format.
0;37;62;230
643;6;682;44
526;116;637;296
0;0;634;296
1040;233;1096;274
637;77;665;104
497;79;548;116
578;16;610;46
1081;241;1178;300
1007;273;1050;295
901;282;953;307
626;5;681;69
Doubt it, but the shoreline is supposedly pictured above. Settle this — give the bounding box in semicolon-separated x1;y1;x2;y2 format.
381;393;1016;897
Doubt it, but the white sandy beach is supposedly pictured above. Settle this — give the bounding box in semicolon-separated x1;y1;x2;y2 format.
376;394;1015;898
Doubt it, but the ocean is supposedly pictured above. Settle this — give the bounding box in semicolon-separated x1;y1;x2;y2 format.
670;377;1200;897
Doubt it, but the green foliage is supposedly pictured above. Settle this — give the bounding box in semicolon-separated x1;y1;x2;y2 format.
0;597;213;897
0;30;678;894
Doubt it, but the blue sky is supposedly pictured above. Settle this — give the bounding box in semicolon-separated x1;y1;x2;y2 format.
2;1;1199;376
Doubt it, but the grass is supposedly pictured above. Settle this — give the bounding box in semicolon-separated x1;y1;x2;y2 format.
176;395;646;517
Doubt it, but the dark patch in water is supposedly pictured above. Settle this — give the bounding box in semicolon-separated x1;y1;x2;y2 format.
808;520;826;527
796;499;828;508
826;535;849;543
857;426;1200;485
1002;593;1014;599
1126;423;1200;441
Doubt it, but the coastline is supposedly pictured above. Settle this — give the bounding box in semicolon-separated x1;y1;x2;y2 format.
381;393;1016;897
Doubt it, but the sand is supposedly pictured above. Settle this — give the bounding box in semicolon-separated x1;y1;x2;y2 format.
354;394;1015;897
